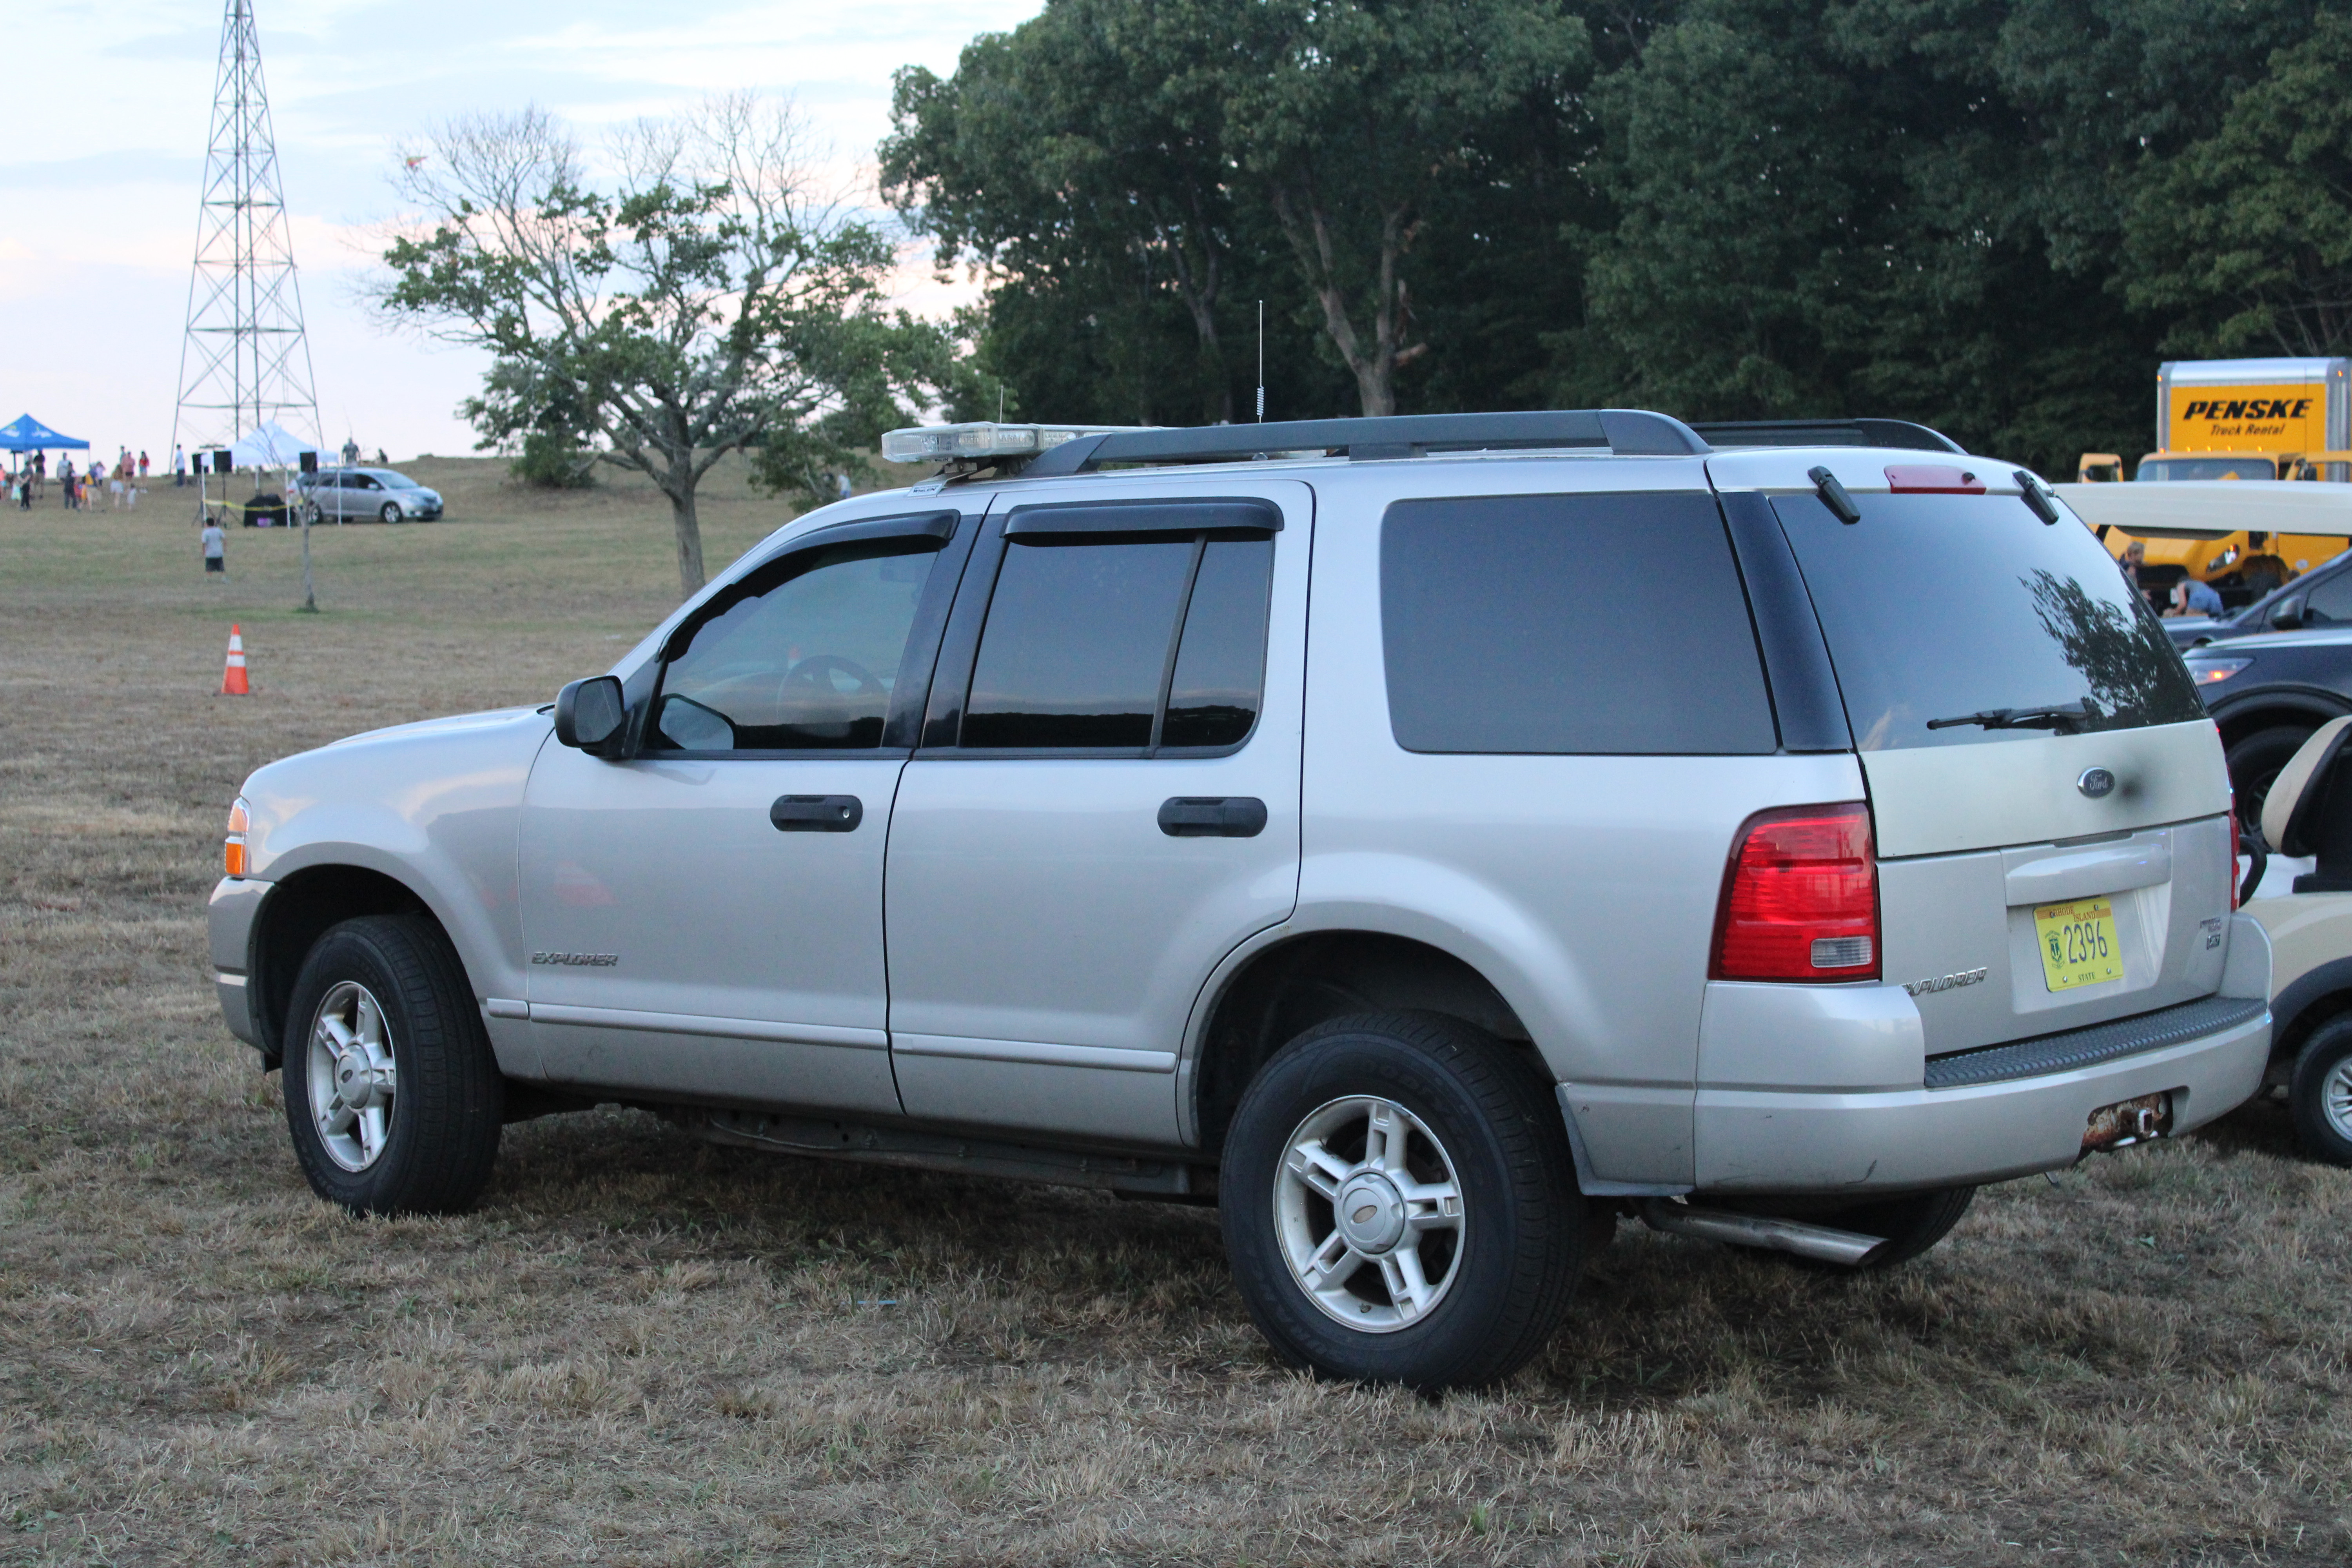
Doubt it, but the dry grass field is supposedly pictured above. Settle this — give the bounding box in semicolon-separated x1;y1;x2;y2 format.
2;455;2348;1565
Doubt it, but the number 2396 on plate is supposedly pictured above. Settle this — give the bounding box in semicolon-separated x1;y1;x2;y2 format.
2034;897;2123;991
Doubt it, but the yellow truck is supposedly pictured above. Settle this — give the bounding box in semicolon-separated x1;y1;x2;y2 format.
2077;357;2352;606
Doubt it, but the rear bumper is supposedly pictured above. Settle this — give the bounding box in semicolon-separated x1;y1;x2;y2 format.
1690;915;2272;1194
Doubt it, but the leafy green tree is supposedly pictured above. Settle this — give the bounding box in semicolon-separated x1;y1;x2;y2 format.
2123;11;2352;356
380;96;944;596
1229;0;1591;415
883;0;1252;423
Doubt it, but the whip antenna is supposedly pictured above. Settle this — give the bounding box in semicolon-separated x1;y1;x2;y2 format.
1256;301;1265;422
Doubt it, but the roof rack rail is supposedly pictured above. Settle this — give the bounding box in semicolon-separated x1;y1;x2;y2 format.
1020;409;1708;478
1688;418;1965;455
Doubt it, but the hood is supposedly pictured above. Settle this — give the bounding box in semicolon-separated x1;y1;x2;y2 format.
326;705;546;749
2193;627;2352;655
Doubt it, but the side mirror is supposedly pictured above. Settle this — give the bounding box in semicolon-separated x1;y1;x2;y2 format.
2271;598;2305;630
554;676;628;757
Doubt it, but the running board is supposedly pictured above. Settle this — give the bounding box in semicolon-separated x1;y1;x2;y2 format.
1635;1199;1884;1266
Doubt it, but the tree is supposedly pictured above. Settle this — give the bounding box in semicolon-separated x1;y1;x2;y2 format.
2123;11;2352;356
379;96;944;596
1229;0;1591;415
883;0;1254;424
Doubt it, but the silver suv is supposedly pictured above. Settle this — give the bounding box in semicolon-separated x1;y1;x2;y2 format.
209;410;2272;1388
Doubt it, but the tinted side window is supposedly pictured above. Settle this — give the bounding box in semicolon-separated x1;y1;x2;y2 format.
652;544;937;752
965;537;1196;748
962;529;1275;752
1381;492;1776;754
1163;539;1272;749
2303;568;2352;624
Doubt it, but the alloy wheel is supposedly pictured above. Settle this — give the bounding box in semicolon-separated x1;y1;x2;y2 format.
306;980;398;1172
1274;1094;1465;1332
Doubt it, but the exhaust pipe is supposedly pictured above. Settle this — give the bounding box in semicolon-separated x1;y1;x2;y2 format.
1636;1198;1885;1267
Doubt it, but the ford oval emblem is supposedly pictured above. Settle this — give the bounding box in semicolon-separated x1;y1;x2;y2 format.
2078;767;2116;800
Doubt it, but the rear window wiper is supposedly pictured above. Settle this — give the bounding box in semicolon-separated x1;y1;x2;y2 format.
1926;700;2091;735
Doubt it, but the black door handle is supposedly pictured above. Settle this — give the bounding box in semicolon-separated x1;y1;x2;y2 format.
770;794;863;832
1158;796;1268;838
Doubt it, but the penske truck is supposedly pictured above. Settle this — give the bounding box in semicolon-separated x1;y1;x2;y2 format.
2077;358;2352;607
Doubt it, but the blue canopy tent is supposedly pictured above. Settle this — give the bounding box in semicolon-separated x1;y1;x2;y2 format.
0;414;89;452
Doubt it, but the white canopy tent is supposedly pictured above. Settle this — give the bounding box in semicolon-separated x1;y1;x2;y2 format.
228;422;320;470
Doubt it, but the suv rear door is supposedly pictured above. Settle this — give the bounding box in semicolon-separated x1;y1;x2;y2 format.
1715;454;2237;1064
882;479;1310;1144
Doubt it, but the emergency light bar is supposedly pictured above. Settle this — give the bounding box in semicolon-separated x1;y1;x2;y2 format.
880;421;1151;466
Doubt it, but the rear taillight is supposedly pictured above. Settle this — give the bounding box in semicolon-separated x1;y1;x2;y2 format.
1711;802;1880;981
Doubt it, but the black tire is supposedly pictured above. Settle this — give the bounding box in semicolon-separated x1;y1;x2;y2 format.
2289;1014;2352;1167
379;503;402;524
281;914;503;1215
2228;724;2319;835
1219;1012;1583;1389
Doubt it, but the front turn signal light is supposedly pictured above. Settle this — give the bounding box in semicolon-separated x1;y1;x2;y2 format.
225;797;250;877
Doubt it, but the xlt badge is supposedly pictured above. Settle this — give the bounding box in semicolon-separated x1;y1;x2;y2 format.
532;951;619;966
1904;967;1987;997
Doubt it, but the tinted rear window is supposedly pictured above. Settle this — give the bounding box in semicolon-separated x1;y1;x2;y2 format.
1771;492;2206;750
1381;492;1776;754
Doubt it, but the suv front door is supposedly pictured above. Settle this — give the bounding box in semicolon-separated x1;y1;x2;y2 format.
883;481;1310;1143
517;511;973;1111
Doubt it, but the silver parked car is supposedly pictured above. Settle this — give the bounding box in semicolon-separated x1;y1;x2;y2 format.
209;410;2271;1388
294;466;443;523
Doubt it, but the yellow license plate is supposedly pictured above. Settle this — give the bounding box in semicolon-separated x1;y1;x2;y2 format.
2034;897;2123;991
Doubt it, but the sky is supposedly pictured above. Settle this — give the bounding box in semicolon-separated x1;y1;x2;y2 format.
0;0;1042;465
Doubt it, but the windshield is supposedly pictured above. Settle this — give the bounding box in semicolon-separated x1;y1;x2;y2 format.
1772;492;2207;751
2135;457;2278;481
372;471;420;489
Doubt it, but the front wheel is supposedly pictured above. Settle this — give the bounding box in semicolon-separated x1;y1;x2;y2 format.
2290;1014;2352;1167
379;502;403;524
1220;1012;1583;1389
282;914;503;1214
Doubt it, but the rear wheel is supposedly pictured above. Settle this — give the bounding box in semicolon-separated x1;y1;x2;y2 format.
2228;724;2319;835
1220;1012;1583;1389
282;914;503;1214
2289;1014;2352;1167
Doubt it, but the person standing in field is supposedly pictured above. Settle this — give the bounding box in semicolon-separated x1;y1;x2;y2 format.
138;451;149;479
201;517;225;577
32;451;45;499
173;445;186;486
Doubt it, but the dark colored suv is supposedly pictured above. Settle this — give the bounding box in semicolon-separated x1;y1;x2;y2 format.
2188;629;2352;829
2167;546;2352;650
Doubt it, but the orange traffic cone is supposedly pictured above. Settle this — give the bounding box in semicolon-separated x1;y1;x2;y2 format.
220;624;250;695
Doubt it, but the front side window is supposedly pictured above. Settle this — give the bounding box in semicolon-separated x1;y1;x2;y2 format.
961;529;1274;752
2302;569;2352;625
652;544;938;752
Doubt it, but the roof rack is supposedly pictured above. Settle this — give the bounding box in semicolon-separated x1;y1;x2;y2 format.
1019;409;1708;478
1688;418;1965;455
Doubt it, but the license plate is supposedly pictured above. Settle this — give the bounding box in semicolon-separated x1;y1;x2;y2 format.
2034;897;2123;991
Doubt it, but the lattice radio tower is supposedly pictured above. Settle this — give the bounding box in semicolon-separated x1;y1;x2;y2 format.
171;0;320;461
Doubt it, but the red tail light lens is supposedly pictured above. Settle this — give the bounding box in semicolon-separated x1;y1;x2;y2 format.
1711;802;1880;981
